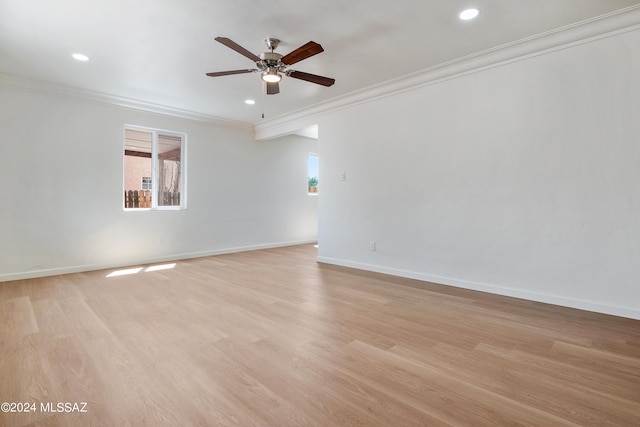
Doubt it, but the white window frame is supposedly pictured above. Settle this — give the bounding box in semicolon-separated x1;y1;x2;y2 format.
124;125;187;211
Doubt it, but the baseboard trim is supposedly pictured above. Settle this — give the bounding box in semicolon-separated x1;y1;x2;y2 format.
0;240;317;283
317;256;640;321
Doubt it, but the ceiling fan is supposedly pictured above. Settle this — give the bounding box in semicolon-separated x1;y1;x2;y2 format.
206;37;335;95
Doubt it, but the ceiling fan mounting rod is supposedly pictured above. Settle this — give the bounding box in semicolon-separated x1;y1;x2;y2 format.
265;38;280;51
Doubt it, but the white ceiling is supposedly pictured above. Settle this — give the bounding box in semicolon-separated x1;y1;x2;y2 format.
1;0;639;125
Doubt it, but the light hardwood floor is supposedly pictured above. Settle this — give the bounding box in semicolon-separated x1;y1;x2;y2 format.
1;244;639;426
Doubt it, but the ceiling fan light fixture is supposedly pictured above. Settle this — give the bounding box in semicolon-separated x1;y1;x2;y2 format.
261;69;282;83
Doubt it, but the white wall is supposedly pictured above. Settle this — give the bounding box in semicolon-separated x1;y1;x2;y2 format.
0;85;317;280
317;28;640;319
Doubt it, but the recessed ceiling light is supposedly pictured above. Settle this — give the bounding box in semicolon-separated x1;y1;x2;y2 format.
72;53;89;61
244;99;256;105
459;8;479;21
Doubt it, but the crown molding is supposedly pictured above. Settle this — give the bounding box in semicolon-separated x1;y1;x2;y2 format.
0;73;253;131
3;4;639;139
254;5;640;141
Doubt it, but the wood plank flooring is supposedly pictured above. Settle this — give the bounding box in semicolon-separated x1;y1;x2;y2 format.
1;244;639;426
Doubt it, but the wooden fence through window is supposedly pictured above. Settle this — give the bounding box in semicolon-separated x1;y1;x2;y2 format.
124;190;180;208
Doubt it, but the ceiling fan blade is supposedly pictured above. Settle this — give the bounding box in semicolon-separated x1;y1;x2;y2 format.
266;81;280;95
206;69;256;77
215;37;261;62
281;41;324;65
287;70;335;87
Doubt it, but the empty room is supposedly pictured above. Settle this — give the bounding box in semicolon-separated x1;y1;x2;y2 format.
1;1;639;426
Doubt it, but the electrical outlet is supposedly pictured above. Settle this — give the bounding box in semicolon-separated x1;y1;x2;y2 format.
370;241;376;252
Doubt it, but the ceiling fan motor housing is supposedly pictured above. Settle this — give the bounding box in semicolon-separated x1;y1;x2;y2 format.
258;51;283;71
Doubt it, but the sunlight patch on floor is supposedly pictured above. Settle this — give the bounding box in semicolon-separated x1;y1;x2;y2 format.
106;267;143;278
145;263;176;272
106;263;176;278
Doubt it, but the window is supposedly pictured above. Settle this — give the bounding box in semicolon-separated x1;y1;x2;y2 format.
141;176;152;190
124;126;186;209
308;153;318;194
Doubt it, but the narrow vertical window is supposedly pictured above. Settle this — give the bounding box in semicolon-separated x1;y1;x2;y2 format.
124;126;186;210
308;153;318;194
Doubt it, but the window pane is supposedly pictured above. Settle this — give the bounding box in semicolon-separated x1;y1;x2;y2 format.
124;129;152;208
157;134;182;207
